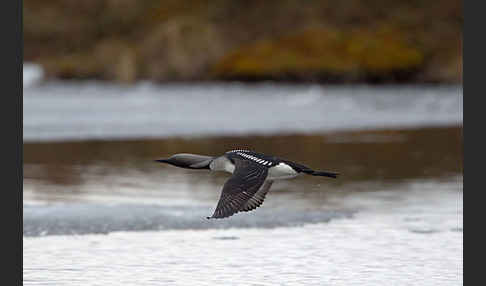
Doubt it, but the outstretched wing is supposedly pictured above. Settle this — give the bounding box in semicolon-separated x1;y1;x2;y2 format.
238;180;274;213
207;158;268;219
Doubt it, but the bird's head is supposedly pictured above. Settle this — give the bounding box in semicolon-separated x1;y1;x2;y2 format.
155;153;214;169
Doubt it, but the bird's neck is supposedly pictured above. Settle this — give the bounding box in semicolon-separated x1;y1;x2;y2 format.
209;156;235;174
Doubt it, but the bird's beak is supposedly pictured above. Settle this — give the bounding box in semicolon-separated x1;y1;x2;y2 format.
154;159;169;163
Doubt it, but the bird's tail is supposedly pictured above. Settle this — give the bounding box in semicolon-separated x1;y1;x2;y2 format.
301;169;339;178
308;170;339;178
282;160;339;178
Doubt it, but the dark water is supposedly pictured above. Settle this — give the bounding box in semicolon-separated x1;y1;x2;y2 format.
24;126;462;185
24;126;462;236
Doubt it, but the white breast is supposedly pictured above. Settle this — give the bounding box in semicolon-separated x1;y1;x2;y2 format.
267;163;298;180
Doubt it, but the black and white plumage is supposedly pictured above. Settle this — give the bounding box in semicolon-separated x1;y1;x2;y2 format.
155;150;339;219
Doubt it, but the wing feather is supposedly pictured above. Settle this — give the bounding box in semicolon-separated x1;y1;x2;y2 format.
208;158;268;219
238;180;274;213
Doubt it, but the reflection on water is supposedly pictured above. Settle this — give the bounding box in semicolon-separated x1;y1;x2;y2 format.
23;126;462;236
24;126;462;188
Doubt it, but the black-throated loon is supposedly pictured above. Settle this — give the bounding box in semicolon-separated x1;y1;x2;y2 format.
155;149;339;219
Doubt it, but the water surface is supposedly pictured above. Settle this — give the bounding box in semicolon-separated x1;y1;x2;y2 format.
23;82;463;285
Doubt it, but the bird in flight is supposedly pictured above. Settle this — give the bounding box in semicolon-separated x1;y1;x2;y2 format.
155;150;339;219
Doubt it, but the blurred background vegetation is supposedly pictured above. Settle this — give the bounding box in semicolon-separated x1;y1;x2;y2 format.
24;0;462;84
